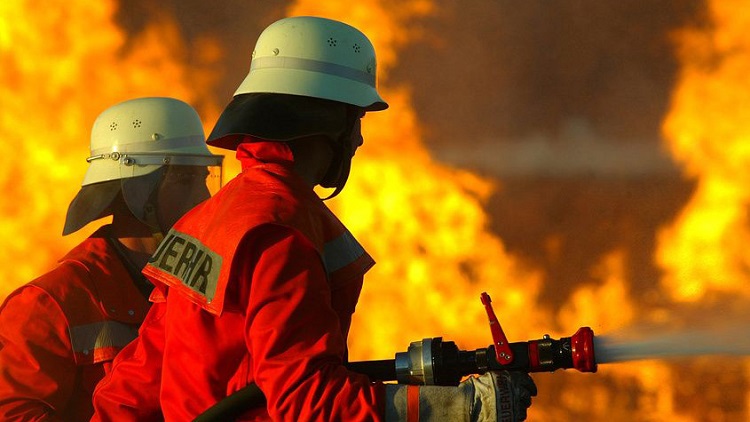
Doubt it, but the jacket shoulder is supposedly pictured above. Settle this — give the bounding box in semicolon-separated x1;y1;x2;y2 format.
24;237;142;364
28;259;96;310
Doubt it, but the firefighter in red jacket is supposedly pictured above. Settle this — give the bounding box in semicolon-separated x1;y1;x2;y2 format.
0;97;223;421
91;17;536;421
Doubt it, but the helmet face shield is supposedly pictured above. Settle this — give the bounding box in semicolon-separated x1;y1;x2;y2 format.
113;152;223;181
157;163;223;201
153;163;222;230
120;157;223;231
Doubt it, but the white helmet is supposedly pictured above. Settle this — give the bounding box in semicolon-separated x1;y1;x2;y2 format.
83;96;219;185
63;97;223;235
207;16;387;151
236;16;387;111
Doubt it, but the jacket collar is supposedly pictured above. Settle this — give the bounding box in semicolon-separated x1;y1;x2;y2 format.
236;137;295;171
61;225;150;324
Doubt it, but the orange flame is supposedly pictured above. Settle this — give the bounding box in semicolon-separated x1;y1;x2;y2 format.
0;1;224;299
655;0;750;419
659;0;750;303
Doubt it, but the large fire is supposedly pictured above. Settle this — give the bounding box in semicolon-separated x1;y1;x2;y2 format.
658;0;750;303
1;0;749;420
0;0;227;298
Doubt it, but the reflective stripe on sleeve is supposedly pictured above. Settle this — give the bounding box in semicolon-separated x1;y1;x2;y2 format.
323;230;367;274
407;385;421;422
251;56;376;87
69;320;139;356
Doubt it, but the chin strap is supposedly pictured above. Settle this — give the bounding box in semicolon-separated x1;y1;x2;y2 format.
319;157;350;200
141;199;164;243
319;107;360;200
107;236;154;299
140;178;166;243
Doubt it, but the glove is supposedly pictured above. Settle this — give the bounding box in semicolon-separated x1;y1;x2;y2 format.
384;371;537;422
473;371;537;422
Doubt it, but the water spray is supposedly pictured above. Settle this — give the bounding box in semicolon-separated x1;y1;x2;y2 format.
594;320;750;364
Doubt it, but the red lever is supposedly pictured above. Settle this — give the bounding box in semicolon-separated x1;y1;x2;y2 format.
480;292;513;363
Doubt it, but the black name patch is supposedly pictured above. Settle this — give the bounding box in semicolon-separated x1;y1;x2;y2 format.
149;230;222;302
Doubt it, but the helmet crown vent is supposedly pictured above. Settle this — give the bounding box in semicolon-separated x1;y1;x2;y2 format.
227;16;388;112
132;119;142;128
109;122;118;131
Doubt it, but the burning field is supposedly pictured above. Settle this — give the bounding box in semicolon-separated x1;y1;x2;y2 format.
2;0;750;420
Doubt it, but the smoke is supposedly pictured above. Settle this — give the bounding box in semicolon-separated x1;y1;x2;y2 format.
433;117;680;177
436;1;703;134
390;0;706;175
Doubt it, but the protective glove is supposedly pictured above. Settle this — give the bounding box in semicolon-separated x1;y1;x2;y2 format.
385;371;537;422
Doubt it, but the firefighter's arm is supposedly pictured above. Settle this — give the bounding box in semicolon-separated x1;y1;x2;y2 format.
91;299;167;421
0;287;71;422
385;371;537;422
239;225;385;421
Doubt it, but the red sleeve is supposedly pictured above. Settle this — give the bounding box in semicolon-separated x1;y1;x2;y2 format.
91;298;167;422
240;225;385;421
0;287;69;422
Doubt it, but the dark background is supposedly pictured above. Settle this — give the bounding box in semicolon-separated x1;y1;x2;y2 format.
116;1;705;144
116;0;705;311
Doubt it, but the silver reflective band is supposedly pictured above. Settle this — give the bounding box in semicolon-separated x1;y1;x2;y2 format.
251;56;376;87
70;320;139;354
114;154;222;167
87;135;207;159
323;230;367;274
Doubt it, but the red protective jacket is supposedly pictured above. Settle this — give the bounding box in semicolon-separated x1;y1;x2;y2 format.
92;141;385;421
0;226;150;421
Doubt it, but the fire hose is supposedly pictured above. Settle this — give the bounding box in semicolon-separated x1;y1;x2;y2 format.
193;293;597;421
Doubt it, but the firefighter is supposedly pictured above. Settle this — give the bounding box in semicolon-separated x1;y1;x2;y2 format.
91;17;536;421
0;97;223;421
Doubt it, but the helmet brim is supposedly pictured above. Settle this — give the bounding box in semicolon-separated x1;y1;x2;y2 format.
63;180;121;235
207;93;352;151
234;65;389;112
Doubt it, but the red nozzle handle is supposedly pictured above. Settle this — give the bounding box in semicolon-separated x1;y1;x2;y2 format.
480;292;514;363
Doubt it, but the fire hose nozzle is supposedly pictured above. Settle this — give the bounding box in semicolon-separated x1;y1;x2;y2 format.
352;293;597;386
524;326;597;373
387;327;597;386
